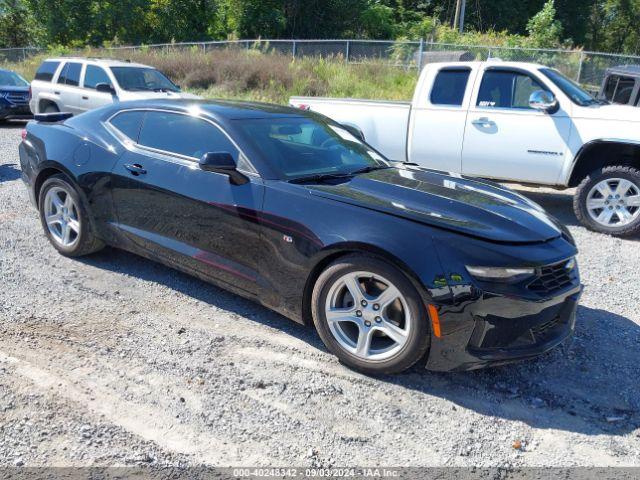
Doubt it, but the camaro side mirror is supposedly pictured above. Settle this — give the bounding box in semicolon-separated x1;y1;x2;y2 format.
529;90;558;112
199;152;249;185
96;83;116;95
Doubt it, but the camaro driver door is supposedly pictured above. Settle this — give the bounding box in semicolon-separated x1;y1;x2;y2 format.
461;67;572;185
108;109;265;295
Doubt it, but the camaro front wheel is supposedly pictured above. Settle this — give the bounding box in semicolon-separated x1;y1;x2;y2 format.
312;255;431;375
38;174;104;257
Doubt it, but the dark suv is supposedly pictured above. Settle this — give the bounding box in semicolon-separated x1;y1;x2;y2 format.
598;65;640;107
0;68;31;122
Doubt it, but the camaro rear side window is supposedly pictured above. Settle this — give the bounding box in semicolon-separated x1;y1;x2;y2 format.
430;69;471;106
138;111;239;160
34;61;60;82
109;111;146;142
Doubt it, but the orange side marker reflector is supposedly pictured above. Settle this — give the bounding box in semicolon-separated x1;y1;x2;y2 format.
428;304;441;338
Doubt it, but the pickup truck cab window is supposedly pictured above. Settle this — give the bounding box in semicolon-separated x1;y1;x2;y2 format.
430;68;471;106
139;111;239;161
84;65;113;90
477;70;548;109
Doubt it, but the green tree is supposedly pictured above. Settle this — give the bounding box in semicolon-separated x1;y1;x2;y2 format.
360;2;396;38
526;0;563;48
0;0;40;47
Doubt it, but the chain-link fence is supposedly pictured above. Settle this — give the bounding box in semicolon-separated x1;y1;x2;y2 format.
3;39;640;91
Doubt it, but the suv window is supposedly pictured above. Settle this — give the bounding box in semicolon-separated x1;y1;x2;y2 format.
34;61;60;82
109;111;146;142
477;70;549;109
430;69;471;106
84;65;113;90
138;112;239;160
57;62;82;87
603;74;636;105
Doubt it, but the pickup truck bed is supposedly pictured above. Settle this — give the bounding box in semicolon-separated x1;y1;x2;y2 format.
290;97;411;162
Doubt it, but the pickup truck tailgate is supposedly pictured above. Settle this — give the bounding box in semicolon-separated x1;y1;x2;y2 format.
289;96;411;162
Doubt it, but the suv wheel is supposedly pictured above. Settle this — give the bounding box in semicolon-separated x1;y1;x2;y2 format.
574;165;640;236
38;174;104;256
311;255;431;375
43;103;59;114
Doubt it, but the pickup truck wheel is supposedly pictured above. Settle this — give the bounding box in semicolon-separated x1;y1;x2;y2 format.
574;166;640;237
311;255;431;375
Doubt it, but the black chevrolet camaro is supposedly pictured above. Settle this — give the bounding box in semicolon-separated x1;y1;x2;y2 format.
19;100;582;374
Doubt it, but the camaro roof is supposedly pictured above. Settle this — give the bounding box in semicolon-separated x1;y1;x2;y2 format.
113;99;309;120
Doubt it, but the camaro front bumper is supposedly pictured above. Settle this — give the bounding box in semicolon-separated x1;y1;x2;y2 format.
426;284;582;371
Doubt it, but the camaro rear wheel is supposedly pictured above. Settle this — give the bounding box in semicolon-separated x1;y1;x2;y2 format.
575;166;640;237
38;175;104;256
312;255;430;374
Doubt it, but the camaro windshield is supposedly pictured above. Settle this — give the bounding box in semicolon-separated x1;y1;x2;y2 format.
235;117;389;180
539;68;599;106
110;67;180;92
0;70;28;87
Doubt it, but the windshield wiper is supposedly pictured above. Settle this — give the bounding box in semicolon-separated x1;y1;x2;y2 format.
288;172;355;184
349;165;391;175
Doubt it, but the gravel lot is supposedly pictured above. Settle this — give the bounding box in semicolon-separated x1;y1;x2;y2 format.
1;121;639;468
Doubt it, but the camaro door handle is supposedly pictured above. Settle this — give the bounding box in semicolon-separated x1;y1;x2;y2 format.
124;163;147;176
82;96;89;100
472;117;495;127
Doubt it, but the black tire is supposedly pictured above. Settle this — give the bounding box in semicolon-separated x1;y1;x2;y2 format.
43;103;59;114
311;254;431;375
574;165;640;237
38;174;105;257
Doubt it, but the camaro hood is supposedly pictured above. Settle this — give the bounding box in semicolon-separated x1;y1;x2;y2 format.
307;167;563;243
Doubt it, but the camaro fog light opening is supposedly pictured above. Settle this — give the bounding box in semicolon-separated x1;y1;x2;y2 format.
466;266;536;283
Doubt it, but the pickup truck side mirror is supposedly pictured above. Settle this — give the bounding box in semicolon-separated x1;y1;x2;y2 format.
529;90;558;113
199;152;249;185
96;83;116;95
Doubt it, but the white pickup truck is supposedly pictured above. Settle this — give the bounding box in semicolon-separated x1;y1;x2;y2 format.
290;60;640;237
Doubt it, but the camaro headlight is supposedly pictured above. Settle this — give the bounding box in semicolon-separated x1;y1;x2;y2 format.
466;265;535;283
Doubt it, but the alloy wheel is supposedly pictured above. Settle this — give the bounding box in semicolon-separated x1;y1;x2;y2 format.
586;177;640;227
324;271;412;361
43;186;81;248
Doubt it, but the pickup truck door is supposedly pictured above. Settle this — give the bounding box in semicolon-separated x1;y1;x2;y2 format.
461;67;572;185
407;66;476;173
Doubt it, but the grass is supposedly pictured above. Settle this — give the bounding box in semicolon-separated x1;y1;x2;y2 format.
3;47;418;104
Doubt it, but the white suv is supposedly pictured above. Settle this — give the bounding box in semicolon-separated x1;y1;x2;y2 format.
29;57;198;115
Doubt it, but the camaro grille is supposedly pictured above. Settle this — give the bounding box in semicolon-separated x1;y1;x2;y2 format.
527;259;577;296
